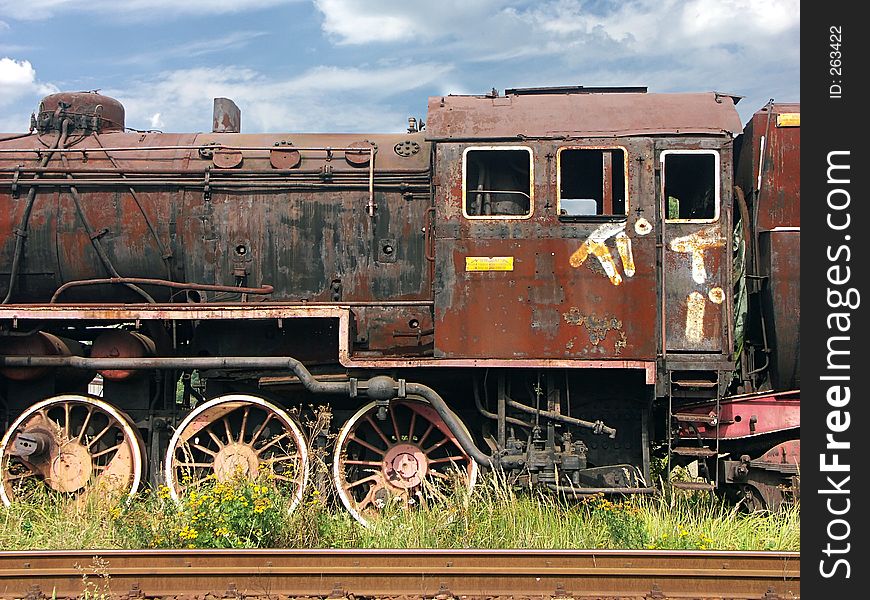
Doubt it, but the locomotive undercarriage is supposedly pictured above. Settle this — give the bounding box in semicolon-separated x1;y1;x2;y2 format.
1;314;661;524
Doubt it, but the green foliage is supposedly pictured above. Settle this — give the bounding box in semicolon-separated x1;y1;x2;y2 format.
1;472;799;551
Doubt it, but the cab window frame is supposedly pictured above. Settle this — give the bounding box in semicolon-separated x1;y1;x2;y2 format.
660;149;721;223
556;145;630;221
461;145;535;220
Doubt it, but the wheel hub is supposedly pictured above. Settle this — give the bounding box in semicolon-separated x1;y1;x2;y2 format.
214;443;259;482
48;443;93;493
382;443;427;489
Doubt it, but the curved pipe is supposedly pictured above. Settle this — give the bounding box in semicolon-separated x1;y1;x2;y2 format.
50;278;274;303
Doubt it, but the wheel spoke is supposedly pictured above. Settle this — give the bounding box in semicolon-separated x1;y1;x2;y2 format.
86;423;113;449
238;406;250;443
256;431;291;455
222;417;234;444
175;461;214;468
91;443;123;459
417;423;435;447
363;415;391;448
389;405;401;442
64;402;71;440
428;455;466;465
206;428;225;449
249;413;274;445
262;453;299;463
345;473;379;490
190;442;218;457
424;436;451;454
76;406;95;443
343;459;382;467
348;434;386;456
408;410;417;441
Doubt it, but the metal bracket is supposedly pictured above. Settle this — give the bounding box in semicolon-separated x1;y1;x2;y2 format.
89;227;109;241
203;165;211;201
12;165;21;198
397;378;407;398
348;378;358;398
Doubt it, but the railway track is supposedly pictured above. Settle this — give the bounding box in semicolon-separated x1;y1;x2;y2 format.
0;549;798;599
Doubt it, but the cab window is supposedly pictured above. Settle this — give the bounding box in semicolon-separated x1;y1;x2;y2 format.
557;148;627;218
662;150;719;221
463;147;533;218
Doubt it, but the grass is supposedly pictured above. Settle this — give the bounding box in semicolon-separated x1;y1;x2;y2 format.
0;472;799;552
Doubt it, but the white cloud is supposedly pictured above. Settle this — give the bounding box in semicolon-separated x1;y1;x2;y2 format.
0;57;56;107
314;1;799;59
117;31;269;66
109;61;454;133
149;112;164;129
0;0;298;21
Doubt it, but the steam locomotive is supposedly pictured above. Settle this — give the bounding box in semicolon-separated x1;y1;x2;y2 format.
0;86;799;523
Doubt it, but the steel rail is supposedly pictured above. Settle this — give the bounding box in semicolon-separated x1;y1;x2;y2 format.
0;549;800;599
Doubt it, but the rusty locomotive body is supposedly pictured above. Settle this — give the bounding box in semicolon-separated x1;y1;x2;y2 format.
0;87;799;519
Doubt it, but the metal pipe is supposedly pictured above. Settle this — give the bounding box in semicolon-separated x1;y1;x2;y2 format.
58;151;156;304
1;167;431;178
1;179;428;190
3;123;67;304
506;396;617;438
91;132;173;278
50;278;274;303
0;144;403;154
547;484;658;496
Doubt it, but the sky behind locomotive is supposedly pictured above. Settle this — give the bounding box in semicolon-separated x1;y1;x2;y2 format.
0;0;799;133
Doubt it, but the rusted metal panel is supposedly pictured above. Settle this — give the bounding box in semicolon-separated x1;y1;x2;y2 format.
659;140;734;354
677;390;799;440
427;92;743;140
212;98;241;133
0;130;432;304
759;230;800;390
433;140;658;361
735;103;800;229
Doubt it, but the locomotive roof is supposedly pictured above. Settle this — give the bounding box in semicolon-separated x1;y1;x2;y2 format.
425;91;743;140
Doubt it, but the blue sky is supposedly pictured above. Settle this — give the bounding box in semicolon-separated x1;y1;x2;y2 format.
1;0;799;134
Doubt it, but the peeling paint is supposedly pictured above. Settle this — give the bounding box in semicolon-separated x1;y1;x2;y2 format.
634;218;652;236
708;286;724;304
562;308;624;346
686;291;706;342
569;221;635;286
615;232;635;278
669;225;725;284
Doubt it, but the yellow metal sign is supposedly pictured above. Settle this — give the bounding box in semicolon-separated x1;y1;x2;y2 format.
465;256;514;271
776;113;800;127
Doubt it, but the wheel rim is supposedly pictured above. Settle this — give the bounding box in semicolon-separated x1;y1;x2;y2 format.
165;394;309;512
333;398;478;527
0;394;145;507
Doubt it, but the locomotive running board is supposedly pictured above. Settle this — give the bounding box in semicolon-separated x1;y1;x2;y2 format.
0;303;656;383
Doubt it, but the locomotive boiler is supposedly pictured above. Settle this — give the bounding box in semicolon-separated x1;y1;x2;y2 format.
0;86;799;522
